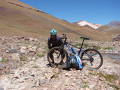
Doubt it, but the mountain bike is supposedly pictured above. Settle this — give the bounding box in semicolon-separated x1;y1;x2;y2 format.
47;34;103;70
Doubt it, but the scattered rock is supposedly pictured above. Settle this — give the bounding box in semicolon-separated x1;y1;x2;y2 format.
20;46;27;54
28;46;37;52
31;74;35;77
11;53;20;61
8;49;18;53
65;73;71;77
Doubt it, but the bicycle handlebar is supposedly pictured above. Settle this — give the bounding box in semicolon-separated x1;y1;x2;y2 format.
61;34;67;44
80;37;90;40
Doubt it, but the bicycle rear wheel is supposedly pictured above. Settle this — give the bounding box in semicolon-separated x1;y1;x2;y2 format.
81;49;103;70
47;47;68;66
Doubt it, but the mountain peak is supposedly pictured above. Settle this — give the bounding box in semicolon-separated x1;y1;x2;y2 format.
75;20;102;29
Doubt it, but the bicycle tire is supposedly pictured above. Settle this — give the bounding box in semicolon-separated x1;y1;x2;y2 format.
81;49;103;70
47;47;68;66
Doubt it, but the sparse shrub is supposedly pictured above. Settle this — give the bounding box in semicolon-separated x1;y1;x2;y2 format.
108;83;120;90
20;55;27;61
92;45;101;50
0;58;8;62
97;72;119;83
89;72;96;75
103;47;113;50
32;65;39;68
82;81;89;88
37;53;45;57
104;74;118;82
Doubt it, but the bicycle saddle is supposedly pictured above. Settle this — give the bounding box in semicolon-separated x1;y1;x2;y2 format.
80;36;90;40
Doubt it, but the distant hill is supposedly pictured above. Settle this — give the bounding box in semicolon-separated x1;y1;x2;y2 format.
98;21;120;34
108;21;120;27
0;0;111;41
97;21;120;41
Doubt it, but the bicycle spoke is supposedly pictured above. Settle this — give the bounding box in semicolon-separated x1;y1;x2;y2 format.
81;49;103;69
47;47;68;66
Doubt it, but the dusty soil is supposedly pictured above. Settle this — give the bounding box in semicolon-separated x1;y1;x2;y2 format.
0;36;120;90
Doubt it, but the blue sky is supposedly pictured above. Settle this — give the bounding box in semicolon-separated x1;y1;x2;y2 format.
20;0;120;24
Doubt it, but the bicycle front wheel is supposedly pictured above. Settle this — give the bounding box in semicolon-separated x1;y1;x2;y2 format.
47;47;68;66
81;49;103;70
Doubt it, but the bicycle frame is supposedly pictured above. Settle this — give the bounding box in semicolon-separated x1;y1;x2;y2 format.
62;36;93;62
64;43;84;57
64;38;86;55
78;38;85;55
61;34;90;58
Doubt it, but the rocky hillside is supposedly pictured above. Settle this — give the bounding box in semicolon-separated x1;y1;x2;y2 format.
108;21;120;27
0;0;111;41
97;21;120;41
0;35;120;90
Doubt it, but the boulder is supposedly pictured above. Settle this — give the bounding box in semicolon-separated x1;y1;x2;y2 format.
8;49;18;53
28;46;37;52
20;46;27;54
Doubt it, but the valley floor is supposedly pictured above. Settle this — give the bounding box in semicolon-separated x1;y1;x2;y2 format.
0;36;120;90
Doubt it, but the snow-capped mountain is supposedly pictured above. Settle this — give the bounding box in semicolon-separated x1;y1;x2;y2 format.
75;20;102;29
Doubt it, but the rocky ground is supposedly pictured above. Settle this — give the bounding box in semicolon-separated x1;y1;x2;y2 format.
0;36;46;75
0;36;120;90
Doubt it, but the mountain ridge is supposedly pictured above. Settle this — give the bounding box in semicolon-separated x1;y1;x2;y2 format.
0;0;111;41
108;21;120;27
